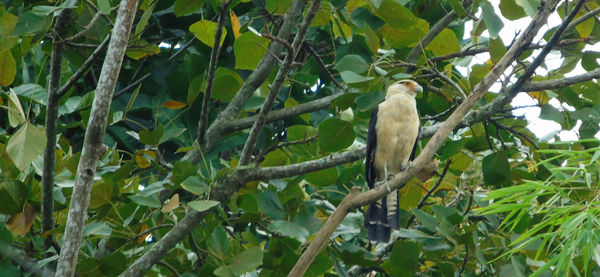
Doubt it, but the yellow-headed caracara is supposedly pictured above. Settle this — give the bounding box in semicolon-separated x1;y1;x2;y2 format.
364;80;422;242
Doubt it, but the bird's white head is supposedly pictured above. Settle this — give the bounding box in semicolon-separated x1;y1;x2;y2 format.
386;79;423;99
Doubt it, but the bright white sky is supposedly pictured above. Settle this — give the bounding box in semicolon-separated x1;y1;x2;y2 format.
458;1;600;141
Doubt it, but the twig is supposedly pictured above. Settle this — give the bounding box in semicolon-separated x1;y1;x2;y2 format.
405;160;451;228
254;133;318;164
157;260;181;277
427;68;467;99
113;38;195;98
129;224;175;241
61;10;102;42
193;0;311;159
197;1;232;145
57;35;111;97
489;118;539;149
305;43;344;89
237;0;322;166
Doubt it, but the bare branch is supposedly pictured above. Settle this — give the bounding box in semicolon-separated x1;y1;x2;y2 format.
55;1;140;276
197;1;232;146
42;8;71;264
57;35;110;97
223;94;342;134
62;10;102;42
238;0;322;165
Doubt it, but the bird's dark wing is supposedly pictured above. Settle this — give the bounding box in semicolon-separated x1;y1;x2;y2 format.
366;106;378;189
409;125;420;161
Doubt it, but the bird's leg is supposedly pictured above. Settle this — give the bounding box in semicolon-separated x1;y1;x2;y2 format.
374;164;392;192
384;164;392;193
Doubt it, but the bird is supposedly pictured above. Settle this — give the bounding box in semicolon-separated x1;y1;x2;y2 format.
364;79;422;243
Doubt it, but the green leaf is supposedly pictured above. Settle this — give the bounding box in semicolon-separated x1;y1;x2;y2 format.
128;194;161;208
334;54;369;74
267;220;310;243
6;90;25;127
180;176;209;195
189;20;227;48
574;9;594;37
426;28;460;56
187;74;204;104
174;0;205;16
482;151;511;187
499;0;527;20
134;1;155;37
89;182;113;209
171;160;199;185
265;0;294;14
515;0;541;18
188;200;220;212
318;118;355;152
234;32;270;70
214;247;264;277
208;226;232;260
339;71;374;84
83;222;112;236
257;191;285;220
581;51;600;72
489;37;507;63
6;122;47;172
448;0;466;16
0;50;16;86
539;104;564;123
382;241;420;275
97;0;111;14
306;252;333;277
211;67;243;102
412;209;437;232
139;125;165;145
305;167;338;186
11;11;47;36
480;2;503;38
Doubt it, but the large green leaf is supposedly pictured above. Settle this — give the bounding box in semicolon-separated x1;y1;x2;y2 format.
234;32;270;70
6;122;47;171
318;118;355;152
426;28;460;56
211;67;243;102
174;0;204;16
257;191;285;220
214;247;264;277
482;151;511;187
334;54;369;74
0;50;16;86
190;20;227;48
267;220;309;243
480;2;504;38
382;241;421;276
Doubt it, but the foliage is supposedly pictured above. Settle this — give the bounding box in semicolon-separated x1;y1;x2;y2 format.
0;0;598;276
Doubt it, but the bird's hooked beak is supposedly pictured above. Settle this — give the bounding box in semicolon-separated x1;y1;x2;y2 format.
410;82;423;94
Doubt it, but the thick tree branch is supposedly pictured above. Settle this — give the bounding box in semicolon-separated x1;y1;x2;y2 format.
197;1;231;145
55;1;139;276
289;1;560;275
237;0;322;165
190;0;310;161
42;8;71;262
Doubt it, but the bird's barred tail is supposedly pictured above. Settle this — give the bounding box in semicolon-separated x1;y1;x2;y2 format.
364;192;400;243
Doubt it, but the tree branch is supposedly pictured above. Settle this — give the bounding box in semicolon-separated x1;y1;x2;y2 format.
42;8;71;264
405;0;472;64
190;0;310;161
222;94;342;134
197;1;231;145
55;1;139;276
288;1;560;275
57;35;111;97
237;0;322;165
